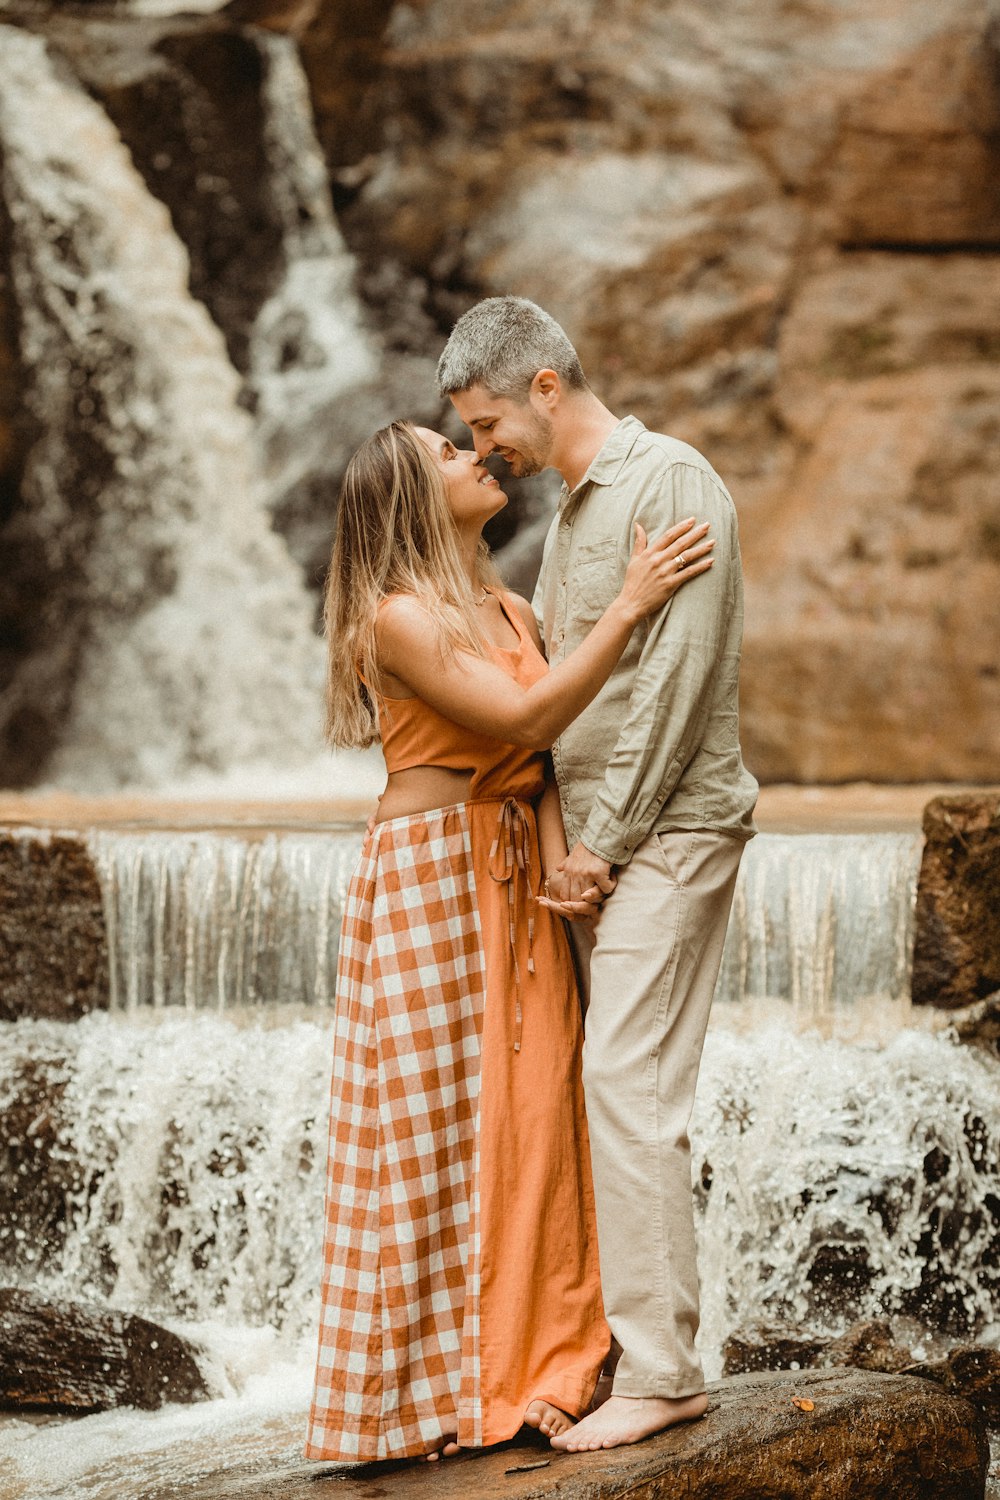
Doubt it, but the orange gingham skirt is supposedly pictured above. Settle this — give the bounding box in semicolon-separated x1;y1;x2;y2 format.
305;798;608;1462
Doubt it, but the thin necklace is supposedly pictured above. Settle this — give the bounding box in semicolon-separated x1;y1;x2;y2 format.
472;586;489;606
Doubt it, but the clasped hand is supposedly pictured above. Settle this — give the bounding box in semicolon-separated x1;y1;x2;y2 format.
537;842;616;924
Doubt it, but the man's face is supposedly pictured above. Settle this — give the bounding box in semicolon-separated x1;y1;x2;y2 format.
450;383;555;478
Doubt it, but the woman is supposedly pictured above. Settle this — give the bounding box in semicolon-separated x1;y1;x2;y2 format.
305;422;713;1463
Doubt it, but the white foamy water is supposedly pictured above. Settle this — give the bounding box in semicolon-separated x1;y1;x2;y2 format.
0;27;325;791
248;33;379;504
1;1012;997;1496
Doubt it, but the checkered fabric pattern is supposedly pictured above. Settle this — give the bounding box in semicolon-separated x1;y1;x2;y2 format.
306;806;487;1461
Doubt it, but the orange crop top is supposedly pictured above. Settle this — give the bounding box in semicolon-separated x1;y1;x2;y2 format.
372;590;548;802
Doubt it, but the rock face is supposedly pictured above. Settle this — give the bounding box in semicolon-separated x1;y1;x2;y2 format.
912;794;1000;1008
0;1287;210;1412
320;0;1000;785
723;1316;1000;1427
171;1368;989;1500
1;0;999;786
0;830;107;1022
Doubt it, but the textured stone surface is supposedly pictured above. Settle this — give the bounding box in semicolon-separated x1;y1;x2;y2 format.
0;831;108;1021
0;1287;210;1412
1;0;999;786
723;1317;1000;1427
143;1368;990;1500
912;795;1000;1008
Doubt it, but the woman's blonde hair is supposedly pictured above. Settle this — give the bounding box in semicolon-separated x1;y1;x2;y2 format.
323;420;504;747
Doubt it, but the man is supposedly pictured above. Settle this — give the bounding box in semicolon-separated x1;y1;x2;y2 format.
436;296;758;1451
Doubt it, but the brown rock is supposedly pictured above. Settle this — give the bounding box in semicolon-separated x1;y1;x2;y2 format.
723;1318;916;1379
919;1344;1000;1426
0;1287;210;1413
173;1368;990;1500
0;1041;75;1279
723;1325;830;1377
740;364;1000;782
830;29;1000;247
0;830;108;1021
947;992;1000;1057
825;1318;915;1373
912;795;1000;1008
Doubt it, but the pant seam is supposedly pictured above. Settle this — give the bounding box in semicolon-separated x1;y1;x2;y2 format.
638;831;695;1396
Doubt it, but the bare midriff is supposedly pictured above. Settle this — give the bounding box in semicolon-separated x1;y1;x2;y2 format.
375;765;475;824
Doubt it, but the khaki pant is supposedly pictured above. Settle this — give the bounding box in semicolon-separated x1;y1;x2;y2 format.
571;829;744;1398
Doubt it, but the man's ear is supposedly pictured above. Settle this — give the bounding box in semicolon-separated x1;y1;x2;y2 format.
531;368;561;407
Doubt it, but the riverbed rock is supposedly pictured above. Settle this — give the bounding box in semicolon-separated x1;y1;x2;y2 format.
912;795;1000;1009
0;1287;211;1412
948;993;1000;1057
920;1343;1000;1426
164;1368;989;1500
0;830;108;1022
724;1318;1000;1430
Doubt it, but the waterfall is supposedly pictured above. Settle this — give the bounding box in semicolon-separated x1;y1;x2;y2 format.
247;33;379;506
2;825;997;1493
87;828;925;1024
694;1025;1000;1370
716;832;924;1030
0;27;324;790
1;1013;997;1372
89;831;360;1012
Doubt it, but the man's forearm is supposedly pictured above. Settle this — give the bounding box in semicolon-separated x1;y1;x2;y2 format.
536;770;569;879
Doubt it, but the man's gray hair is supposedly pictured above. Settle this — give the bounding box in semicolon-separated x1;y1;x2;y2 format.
436;296;588;400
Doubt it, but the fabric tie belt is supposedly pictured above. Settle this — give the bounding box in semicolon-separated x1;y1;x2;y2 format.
487;797;536;1053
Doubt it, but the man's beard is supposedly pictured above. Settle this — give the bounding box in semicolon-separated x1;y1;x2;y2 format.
507;408;554;477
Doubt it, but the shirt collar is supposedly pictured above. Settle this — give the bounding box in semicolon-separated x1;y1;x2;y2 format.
561;415;646;504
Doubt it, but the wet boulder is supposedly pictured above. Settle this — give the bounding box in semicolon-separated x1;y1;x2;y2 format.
179;1368;988;1500
724;1317;1000;1428
912;795;1000;1009
0;1287;211;1413
0;830;108;1021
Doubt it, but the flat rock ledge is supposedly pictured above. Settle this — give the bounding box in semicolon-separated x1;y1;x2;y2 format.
164;1368;988;1500
0;1287;211;1413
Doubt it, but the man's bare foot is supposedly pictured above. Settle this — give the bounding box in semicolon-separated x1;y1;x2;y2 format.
550;1391;708;1451
421;1436;461;1461
524;1399;575;1439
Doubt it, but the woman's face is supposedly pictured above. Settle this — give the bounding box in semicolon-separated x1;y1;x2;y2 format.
414;427;508;529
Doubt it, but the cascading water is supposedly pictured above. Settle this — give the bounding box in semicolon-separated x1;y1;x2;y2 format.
89;831;360;1013
0;27;328;790
1;1003;998;1497
86;828;925;1026
0;818;994;1498
247;32;379;505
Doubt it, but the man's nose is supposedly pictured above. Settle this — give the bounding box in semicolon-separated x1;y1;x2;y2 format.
472;431;495;460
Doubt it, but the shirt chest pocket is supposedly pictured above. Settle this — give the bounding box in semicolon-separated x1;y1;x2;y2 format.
573;539;621;615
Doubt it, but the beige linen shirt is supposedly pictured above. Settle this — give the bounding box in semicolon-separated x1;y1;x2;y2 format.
532;416;758;865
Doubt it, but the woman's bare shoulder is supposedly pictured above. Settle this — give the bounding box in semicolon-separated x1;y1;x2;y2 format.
506;592;545;653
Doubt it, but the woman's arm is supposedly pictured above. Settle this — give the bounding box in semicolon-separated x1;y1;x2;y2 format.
377;518;713;752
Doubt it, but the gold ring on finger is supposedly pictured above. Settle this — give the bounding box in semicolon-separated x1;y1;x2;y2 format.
677;553;687;568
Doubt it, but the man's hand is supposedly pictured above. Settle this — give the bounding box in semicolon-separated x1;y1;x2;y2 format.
555;842;616;903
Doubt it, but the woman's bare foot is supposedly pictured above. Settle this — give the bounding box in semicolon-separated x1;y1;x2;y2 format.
421;1436;461;1461
524;1399;575;1439
550;1391;708;1451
